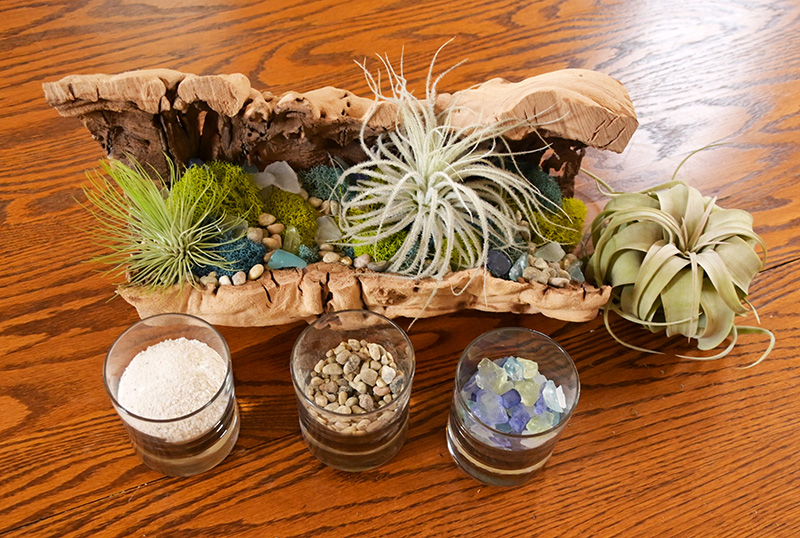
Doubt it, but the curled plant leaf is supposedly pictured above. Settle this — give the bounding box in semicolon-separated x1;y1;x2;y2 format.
587;172;774;366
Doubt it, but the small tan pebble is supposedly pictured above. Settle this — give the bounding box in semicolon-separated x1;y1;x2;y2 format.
271;233;283;249
334;342;347;354
358;394;375;411
343;356;361;376
267;222;285;235
370;360;381;371
232;271;247;286
258;213;277;226
325;392;336;402
324;402;338;412
320;200;331;213
357;418;371;430
341;426;356;435
380;365;397;384
248;263;265;280
333;421;348;430
335;351;349;365
314;395;328;407
330;200;340;215
335;405;352;415
354;253;371;269
544;267;558;279
199;274;218;287
345;396;358;407
326;349;336;358
351;405;365;414
535;271;550;285
338;391;348;405
373;385;391;397
314;359;325;373
534;257;549;270
263;251;274;263
367;260;390;272
564;253;579;268
310;376;323;387
262;237;280;250
304;386;315;398
323;251;341;263
339;256;352;267
322;363;343;376
557;269;571;280
367;343;382;361
298;188;309;200
375;378;387;388
389;374;405;394
308;196;323;208
549;277;570;288
348;338;361;349
319;243;334;252
383;394;393;404
218;275;233;286
380;356;390;366
321;381;337;393
350;380;368;394
247;227;264;243
366;420;384;432
360;368;378;386
522;267;539;281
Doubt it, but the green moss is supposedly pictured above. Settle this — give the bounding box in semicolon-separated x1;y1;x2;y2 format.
518;161;562;209
353;230;408;262
170;161;265;225
262;187;318;245
533;197;587;248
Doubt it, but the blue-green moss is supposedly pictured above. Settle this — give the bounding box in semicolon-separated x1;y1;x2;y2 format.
298;244;321;264
299;165;347;202
193;233;267;278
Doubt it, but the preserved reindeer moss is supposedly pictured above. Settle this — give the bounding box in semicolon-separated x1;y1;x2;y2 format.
262;187;318;245
171;161;265;226
299;165;347;202
194;232;267;278
532;198;587;248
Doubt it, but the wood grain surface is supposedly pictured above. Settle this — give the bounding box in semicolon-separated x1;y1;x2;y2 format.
1;0;799;536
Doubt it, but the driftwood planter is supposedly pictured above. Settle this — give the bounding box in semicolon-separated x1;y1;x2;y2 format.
43;67;636;326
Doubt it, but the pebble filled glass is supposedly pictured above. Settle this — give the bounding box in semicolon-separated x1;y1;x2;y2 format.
104;313;239;477
446;327;580;486
291;310;415;471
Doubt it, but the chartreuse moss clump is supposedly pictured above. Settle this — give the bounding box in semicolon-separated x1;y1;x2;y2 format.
532;198;588;248
261;187;318;245
171;161;265;226
81;159;244;290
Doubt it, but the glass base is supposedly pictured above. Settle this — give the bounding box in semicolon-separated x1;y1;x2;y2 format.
446;415;550;487
133;400;240;477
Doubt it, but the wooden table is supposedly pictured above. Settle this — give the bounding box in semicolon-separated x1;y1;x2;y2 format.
2;1;798;536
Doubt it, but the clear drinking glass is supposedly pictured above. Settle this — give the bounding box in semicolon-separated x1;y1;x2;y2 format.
291;310;415;471
446;327;580;486
104;313;240;477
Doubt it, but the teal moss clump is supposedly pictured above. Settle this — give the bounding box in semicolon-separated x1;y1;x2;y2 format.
261;187;318;246
171;161;266;226
299;165;346;202
298;244;320;264
516;161;562;209
194;232;267;278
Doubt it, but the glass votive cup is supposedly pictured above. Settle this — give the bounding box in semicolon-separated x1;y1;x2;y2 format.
103;313;240;477
291;309;415;472
446;327;580;486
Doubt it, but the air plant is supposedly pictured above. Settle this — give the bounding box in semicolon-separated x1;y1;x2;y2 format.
586;152;775;365
335;45;560;281
81;159;245;291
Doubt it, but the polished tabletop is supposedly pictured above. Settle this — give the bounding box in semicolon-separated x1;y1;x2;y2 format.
2;1;799;536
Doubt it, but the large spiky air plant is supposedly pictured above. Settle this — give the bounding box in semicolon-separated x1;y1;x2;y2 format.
335;45;560;281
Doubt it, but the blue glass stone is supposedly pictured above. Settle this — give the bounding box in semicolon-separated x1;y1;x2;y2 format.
495;422;513;434
267;249;308;270
509;404;531;433
533;393;548;415
501;388;521;409
503;356;524;381
486;249;512;279
507;253;528;282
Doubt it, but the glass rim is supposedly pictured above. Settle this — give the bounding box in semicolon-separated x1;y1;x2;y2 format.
454;327;580;438
290;309;416;418
103;313;233;424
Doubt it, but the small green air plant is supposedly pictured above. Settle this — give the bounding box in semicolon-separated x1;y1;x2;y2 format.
81;159;245;291
585;150;775;366
335;44;562;282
